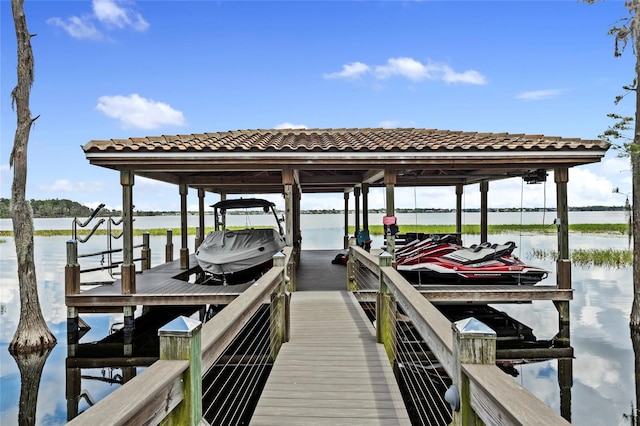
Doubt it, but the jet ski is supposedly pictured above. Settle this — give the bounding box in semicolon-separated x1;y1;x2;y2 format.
396;236;549;285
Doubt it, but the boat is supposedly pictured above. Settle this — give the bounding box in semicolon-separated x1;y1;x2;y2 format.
396;235;549;285
195;198;285;284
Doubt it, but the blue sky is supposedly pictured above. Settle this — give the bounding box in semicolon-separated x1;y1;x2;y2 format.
0;0;635;212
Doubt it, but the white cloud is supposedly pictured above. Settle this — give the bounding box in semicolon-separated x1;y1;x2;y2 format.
378;119;417;129
275;122;308;129
516;89;564;101
96;94;186;129
375;57;433;81
325;57;486;85
323;62;370;80
93;0;149;31
47;16;102;40
47;0;148;40
38;179;105;193
441;65;487;84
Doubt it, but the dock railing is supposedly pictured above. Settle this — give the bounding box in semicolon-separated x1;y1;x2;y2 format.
349;245;570;426
67;247;294;426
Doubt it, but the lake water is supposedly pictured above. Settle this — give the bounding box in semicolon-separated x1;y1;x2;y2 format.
0;212;634;425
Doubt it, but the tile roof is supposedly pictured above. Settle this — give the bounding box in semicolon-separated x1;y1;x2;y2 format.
84;128;609;154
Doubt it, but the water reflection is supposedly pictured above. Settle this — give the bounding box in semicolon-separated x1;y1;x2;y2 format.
10;347;54;426
0;223;636;425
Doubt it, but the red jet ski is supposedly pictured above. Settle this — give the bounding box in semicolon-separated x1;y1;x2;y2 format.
396;236;549;286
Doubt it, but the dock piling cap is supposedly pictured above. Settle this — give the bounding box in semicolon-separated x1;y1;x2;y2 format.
158;316;202;338
453;317;496;338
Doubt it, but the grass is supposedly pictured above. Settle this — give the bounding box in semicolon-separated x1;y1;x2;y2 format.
530;248;633;268
0;223;629;238
0;226;260;238
349;223;630;236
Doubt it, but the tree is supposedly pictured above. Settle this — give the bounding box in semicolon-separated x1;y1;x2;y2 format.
9;0;56;352
585;0;640;328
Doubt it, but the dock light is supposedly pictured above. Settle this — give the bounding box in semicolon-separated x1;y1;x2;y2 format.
444;385;460;411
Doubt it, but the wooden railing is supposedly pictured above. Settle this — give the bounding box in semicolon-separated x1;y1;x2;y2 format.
67;247;295;425
349;245;570;426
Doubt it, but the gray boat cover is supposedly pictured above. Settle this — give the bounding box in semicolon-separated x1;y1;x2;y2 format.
195;228;285;275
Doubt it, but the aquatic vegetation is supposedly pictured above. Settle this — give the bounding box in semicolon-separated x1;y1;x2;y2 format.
529;248;633;268
350;223;629;236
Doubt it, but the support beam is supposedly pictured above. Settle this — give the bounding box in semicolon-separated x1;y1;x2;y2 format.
121;170;136;294
384;170;396;257
179;184;189;269
480;181;488;243
196;188;205;250
555;168;570;260
455;184;463;238
343;192;350;249
362;183;370;231
354;186;361;234
282;169;295;247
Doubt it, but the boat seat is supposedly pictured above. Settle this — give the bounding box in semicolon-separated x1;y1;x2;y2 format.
442;242;516;265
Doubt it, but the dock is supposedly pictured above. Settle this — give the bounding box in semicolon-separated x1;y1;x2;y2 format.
251;291;410;426
66;249;572;425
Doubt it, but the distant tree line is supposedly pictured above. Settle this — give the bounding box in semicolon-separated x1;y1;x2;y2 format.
0;198;119;219
0;198;629;219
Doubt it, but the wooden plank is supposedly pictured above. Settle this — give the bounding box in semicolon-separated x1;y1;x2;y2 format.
464;363;570;425
251;291;409;425
67;360;188;425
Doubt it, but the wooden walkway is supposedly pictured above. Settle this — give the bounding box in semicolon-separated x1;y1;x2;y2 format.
250;290;411;426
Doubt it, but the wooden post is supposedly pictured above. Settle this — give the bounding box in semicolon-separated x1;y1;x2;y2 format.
347;241;358;291
376;251;396;363
450;317;496;426
558;358;573;422
343;192;350;249
159;316;203;426
166;229;174;262
123;305;135;356
555;168;570;261
384;170;396;259
480;181;489;243
179;184;189;269
197;188;205;250
66;366;81;421
65;240;80;295
284;185;294;247
121;170;136;294
362;183;370;233
354;186;361;235
270;252;288;360
455;184;463;241
66;307;79;356
141;232;151;270
554;168;571;347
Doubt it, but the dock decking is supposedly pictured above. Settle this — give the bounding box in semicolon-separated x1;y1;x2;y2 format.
67;254;253;310
250;290;411;426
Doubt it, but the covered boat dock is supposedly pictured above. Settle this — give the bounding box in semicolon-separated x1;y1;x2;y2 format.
66;127;608;424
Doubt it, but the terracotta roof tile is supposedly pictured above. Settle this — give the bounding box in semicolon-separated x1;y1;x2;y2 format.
83;128;609;154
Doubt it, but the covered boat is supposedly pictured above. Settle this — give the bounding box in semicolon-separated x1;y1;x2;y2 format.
195;198;285;284
396;235;549;285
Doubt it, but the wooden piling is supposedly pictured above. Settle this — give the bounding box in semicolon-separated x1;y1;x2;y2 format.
142;232;151;270
451;317;496;426
159;316;203;426
166;229;174;262
65;240;80;295
376;251;396;363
